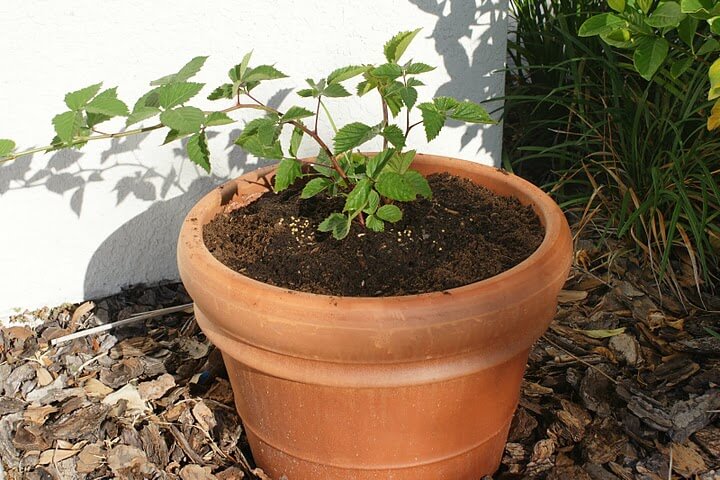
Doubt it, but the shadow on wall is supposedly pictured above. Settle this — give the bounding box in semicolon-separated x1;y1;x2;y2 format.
409;0;508;161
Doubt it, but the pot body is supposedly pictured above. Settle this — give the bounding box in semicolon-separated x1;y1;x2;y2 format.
177;155;573;479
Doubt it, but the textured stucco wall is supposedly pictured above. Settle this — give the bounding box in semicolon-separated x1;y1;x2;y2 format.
0;0;508;315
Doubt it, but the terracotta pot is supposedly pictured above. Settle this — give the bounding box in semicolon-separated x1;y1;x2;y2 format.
177;154;572;479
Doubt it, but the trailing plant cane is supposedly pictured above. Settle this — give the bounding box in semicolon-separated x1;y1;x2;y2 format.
0;29;495;239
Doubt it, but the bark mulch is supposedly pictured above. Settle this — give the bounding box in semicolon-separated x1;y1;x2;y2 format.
1;242;719;479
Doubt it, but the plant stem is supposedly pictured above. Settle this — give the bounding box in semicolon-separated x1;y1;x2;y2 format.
404;120;423;140
381;97;389;150
319;99;339;133
314;96;322;133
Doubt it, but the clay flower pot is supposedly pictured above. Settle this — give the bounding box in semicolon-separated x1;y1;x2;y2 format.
177;154;572;479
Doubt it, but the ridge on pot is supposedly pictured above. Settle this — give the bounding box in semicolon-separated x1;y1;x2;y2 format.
178;154;573;479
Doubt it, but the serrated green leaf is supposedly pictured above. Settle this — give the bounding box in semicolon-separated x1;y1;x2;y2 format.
151;56;208;86
375;171;418;201
366;149;396;178
281;106;315;123
387;149;416;174
290;126;304;157
86;112;112;128
608;0;625;12
364;189;380;214
404;170;432;199
356;80;376;97
322;83;351;98
433;96;460;112
327;65;367;84
645;1;685;27
633;37;669;80
301;177;332;199
126;106;161;126
204;111;234;127
296;88;316;98
406;78;425;87
85;88;129;117
187;131;211;172
0;139;16;157
52;111;83;143
318;212;350;239
366;215;385;232
333;122;378;154
157;82;204;109
670;57;694;78
208;83;234;101
405;62;435;74
235;116;283;160
273;158;302;192
384;29;422;63
376;204;403;222
417;103;446;141
382;124;406;149
238;51;253;80
578;13;627;36
162;129;191;145
344;178;372;213
159;106;205;134
243;65;288;83
372;63;403;79
399;86;418;109
449;100;495;124
64;83;102;111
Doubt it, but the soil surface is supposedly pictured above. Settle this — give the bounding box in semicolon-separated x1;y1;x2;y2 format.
203;173;544;296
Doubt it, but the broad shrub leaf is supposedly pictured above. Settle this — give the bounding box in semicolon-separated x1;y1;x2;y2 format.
364;189;380;214
417;103;446;141
281;106;315;123
327;65;367;84
157;82;204;109
578;13;627;37
162;129;190;145
52;111;83;143
65;83;102;111
333;122;378;154
344;178;372;212
366;149;395;178
399;86;418;109
318;212;351;240
449;100;494;124
322;83;352;98
366;215;385;232
85;88;129;117
375;171;418;201
382;124;405;149
372;63;403;79
127;106;161;126
243;65;288;83
376;204;402;222
151;56;208;86
208;83;233;100
387;149;416;174
187;132;210;172
633;37;669;80
160;106;205;134
204;112;234;127
301;177;332;199
709;58;720;100
405;62;435;74
384;29;421;62
235;117;283;160
404;169;432;199
707;99;720;130
0;139;16;157
289;126;304;157
645;1;685;27
274;158;303;192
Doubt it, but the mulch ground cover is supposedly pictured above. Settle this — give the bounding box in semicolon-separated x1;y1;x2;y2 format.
1;235;719;479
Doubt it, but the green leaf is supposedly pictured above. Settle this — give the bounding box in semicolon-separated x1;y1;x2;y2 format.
64;83;102;111
238;51;253;80
608;0;626;12
681;0;714;15
301;177;332;199
86;112;112;128
151;56;208;86
204;111;234;127
375;171;418;201
366;215;385;232
318;212;351;240
187;132;211;172
344;179;372;212
0;139;16;157
387;149;416;174
333;122;378;154
384;28;421;63
637;0;653;13
645;1;685;27
372;63;403;79
296;88;316;98
274;158;303;192
696;37;720;55
382;124;405;149
366;149;396;178
235;116;283;160
157;82;204;109
243;65;288;83
281;106;315;123
161;129;190;145
404;170;432;199
322;83;351;98
417;102;446;141
709;58;720;99
678;16;699;47
208;83;234;100
399;86;418;109
376;204;402;222
327;65;367;84
433;96;460;111
633;37;669;80
405;62;435;74
578;13;627;36
670;57;694;78
159;106;205;134
85;88;129;117
126;106;161;126
289;126;304;157
449;100;495;123
601;28;633;48
52;111;83;143
364;189;380;214
356;80;376;97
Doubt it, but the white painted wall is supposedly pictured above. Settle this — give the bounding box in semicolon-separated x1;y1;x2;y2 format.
0;0;508;315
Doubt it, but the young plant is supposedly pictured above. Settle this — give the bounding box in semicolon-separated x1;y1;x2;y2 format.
0;29;495;239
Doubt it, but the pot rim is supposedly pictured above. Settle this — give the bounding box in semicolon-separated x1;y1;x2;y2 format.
179;153;570;307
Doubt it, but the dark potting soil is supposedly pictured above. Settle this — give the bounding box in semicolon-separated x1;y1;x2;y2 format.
203;173;544;297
